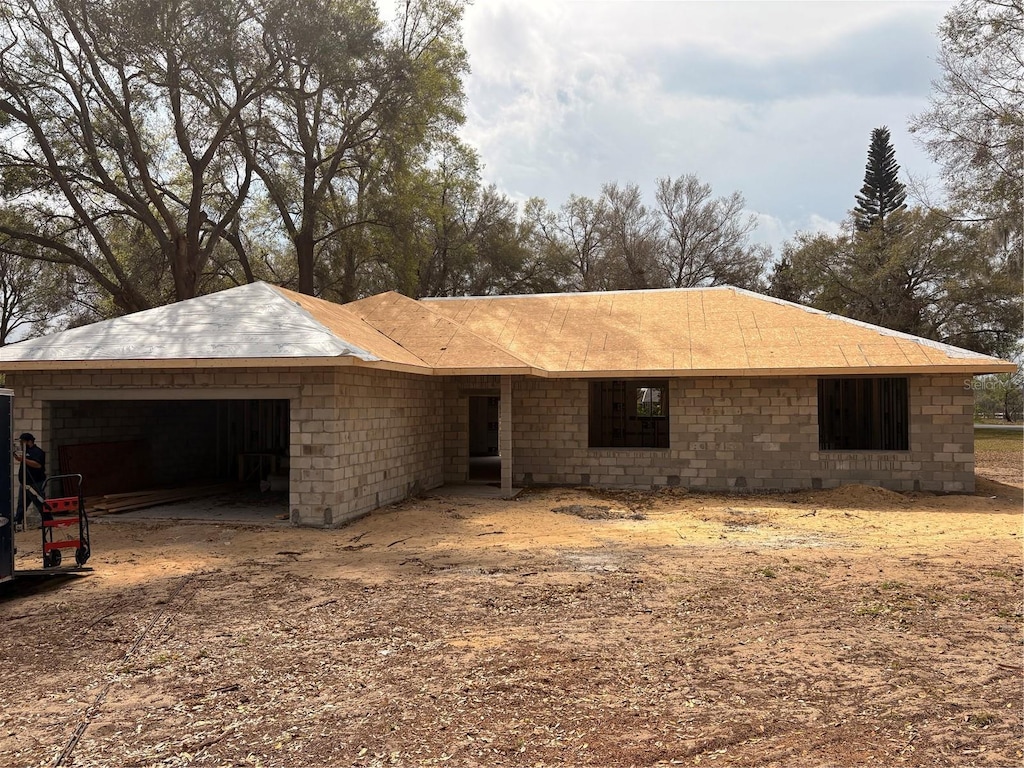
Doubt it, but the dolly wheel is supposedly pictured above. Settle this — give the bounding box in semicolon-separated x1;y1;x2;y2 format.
75;546;90;566
44;550;62;568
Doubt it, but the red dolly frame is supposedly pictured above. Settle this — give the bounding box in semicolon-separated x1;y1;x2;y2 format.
40;473;91;569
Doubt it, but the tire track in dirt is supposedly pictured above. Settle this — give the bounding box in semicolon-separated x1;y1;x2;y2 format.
51;569;215;767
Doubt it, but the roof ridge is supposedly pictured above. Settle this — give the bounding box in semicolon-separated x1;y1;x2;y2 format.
263;284;383;361
269;285;434;367
420;285;733;302
352;291;536;370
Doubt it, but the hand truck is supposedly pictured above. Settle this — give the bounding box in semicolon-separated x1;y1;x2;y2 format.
40;474;90;569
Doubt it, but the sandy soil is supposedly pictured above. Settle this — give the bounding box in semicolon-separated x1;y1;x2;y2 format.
1;473;1021;768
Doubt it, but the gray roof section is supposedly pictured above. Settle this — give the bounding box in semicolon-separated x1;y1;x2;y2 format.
0;282;380;362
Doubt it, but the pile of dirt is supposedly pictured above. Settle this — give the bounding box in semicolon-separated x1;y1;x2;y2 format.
552;504;646;521
802;483;910;508
699;505;770;527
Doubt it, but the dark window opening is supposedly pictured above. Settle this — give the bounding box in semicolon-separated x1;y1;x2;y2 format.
818;377;909;451
589;380;669;448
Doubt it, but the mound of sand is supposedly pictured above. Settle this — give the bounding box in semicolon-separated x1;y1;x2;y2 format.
805;483;909;508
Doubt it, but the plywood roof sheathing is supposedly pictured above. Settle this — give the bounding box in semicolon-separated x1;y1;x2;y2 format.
0;282;1014;376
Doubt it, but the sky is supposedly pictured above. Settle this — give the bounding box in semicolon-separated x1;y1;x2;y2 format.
459;0;953;252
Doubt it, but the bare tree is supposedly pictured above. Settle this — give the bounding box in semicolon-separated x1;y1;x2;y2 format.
0;0;276;311
599;182;661;290
655;174;768;289
525;194;609;292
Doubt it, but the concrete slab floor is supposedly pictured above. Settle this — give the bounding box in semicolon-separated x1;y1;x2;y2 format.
99;490;289;526
426;484;522;500
91;486;522;527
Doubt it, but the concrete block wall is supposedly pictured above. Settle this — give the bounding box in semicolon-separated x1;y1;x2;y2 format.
7;365;445;527
293;367;444;527
509;374;975;493
4;367;977;525
8;368;306;522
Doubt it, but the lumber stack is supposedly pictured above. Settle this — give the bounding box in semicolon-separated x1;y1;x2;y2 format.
88;482;241;515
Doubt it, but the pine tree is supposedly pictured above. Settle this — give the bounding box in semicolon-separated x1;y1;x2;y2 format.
854;126;907;233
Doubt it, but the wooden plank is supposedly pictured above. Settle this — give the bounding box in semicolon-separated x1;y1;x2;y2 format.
90;482;241;515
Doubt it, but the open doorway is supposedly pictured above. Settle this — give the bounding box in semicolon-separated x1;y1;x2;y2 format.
467;395;500;482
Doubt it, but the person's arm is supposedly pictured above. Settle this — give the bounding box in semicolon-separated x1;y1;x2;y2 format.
13;450;42;469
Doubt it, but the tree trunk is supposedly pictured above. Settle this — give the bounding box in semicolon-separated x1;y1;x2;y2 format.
295;229;315;295
339;245;359;303
168;237;198;301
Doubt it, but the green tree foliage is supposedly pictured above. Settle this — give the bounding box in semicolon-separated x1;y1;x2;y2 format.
909;0;1023;263
0;0;270;311
776;208;1022;357
366;138;559;299
774;86;1020;359
251;0;468;298
765;255;802;304
853;126;907;234
0;0;469;319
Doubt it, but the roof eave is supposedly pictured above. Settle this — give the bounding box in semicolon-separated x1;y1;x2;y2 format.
540;362;1018;378
0;355;369;372
426;365;537;377
1;358;1013;378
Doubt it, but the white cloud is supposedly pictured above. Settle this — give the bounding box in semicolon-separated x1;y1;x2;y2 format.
460;0;953;241
748;210;843;254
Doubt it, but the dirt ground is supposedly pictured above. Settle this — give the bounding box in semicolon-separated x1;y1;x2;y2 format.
2;450;1021;767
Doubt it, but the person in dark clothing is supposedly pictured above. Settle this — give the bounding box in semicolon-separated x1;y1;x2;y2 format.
14;432;46;527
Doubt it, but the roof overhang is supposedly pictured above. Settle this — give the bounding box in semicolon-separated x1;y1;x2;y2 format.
0;282;1016;379
2;358;1013;378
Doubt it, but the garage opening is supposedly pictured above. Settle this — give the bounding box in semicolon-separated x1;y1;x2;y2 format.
48;399;289;518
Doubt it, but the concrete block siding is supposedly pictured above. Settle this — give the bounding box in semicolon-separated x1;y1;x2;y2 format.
295;368;444;527
6;368;975;527
7;366;444;528
508;375;975;493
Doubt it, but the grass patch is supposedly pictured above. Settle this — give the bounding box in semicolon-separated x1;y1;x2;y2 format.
966;712;999;727
856;602;887;616
974;428;1024;454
